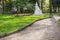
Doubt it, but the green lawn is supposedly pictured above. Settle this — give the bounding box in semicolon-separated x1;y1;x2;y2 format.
58;19;60;21
0;14;49;35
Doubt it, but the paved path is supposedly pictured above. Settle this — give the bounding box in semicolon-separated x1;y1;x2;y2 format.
0;18;60;40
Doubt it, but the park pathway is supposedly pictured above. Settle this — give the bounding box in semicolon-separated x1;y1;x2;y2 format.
0;18;60;40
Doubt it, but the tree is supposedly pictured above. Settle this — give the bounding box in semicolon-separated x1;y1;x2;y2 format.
13;0;36;13
49;0;52;16
2;0;13;13
51;0;60;13
2;0;42;14
2;0;4;13
41;0;44;12
4;0;13;12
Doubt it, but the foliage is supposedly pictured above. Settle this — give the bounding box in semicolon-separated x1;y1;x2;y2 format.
58;19;60;22
13;0;36;13
50;0;60;12
4;0;13;12
3;0;41;13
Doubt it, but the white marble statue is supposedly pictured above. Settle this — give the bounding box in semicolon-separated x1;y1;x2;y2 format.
34;2;42;15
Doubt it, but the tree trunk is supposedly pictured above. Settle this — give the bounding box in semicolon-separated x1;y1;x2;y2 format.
41;0;44;12
49;0;53;16
2;0;4;14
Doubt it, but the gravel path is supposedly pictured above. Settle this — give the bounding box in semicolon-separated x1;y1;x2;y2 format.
0;18;60;40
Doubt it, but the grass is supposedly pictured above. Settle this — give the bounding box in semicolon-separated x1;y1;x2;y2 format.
55;13;60;16
58;19;60;21
49;13;60;16
0;14;49;35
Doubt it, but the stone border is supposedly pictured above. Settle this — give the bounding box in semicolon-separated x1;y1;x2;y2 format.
0;17;51;38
